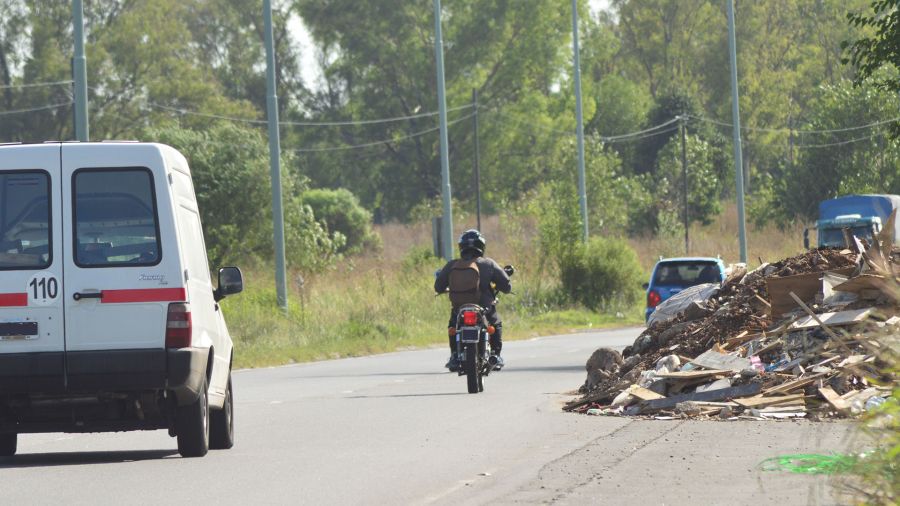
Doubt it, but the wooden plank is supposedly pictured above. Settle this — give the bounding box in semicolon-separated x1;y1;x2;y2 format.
818;386;849;414
734;393;806;408
641;383;762;412
762;372;828;395
791;308;874;329
833;274;889;294
625;385;665;401
653;369;731;380
690;350;751;372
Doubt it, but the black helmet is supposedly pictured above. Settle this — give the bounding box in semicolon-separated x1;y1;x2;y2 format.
458;229;486;256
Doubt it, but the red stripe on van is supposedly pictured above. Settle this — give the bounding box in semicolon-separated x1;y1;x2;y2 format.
101;288;187;304
0;293;27;307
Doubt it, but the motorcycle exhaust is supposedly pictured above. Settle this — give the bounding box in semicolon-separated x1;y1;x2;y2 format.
488;355;500;367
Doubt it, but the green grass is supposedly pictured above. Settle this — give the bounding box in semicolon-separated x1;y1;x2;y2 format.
220;253;642;369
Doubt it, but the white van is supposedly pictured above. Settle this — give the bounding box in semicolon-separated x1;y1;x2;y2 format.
0;142;243;458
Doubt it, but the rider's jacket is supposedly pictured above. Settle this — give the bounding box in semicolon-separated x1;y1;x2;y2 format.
434;253;512;310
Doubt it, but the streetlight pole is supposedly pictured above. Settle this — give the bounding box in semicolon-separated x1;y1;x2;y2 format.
72;0;89;141
264;0;288;309
572;0;588;242
433;0;454;260
680;115;689;255
473;88;482;231
727;0;748;263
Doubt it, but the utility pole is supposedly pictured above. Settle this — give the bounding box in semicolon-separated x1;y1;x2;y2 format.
264;0;288;309
433;0;454;260
788;96;794;167
680;115;689;255
473;88;482;231
72;0;89;141
727;0;748;263
572;0;589;242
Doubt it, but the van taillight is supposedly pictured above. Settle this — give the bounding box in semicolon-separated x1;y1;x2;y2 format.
166;303;192;348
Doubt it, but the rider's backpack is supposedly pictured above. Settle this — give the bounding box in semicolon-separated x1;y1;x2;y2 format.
449;259;481;307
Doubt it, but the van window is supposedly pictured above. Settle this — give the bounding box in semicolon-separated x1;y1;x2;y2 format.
73;168;161;267
0;171;51;270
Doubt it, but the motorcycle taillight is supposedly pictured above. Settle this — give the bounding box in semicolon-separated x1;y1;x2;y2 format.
462;311;478;326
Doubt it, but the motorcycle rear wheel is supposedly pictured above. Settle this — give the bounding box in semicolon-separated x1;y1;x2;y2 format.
465;344;480;394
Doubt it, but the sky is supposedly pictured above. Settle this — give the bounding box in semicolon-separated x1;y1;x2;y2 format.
291;0;612;88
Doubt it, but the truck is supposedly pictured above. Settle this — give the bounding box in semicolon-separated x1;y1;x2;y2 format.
804;194;900;249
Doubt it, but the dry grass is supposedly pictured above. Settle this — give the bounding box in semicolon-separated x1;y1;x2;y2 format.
628;203;806;271
223;201;806;368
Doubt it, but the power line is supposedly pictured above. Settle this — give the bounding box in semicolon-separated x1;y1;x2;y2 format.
0;102;73;116
603;125;680;144
601;117;681;141
688;114;900;135
283;113;474;152
795;130;888;149
148;102;473;127
0;80;73;90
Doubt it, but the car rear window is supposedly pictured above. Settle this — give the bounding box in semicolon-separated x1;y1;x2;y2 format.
652;261;720;287
73;168;161;267
0;171;51;270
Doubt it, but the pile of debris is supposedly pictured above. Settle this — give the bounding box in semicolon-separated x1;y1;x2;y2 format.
568;219;899;421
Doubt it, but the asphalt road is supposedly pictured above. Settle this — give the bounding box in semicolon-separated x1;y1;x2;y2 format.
1;327;855;505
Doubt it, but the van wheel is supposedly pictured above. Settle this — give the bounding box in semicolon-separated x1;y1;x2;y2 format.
176;377;209;458
0;433;16;457
209;373;234;450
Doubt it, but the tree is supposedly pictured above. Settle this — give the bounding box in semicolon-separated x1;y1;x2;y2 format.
144;122;344;270
845;0;900;136
293;0;576;220
778;80;900;221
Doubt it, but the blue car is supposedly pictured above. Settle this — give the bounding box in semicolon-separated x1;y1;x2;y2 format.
644;257;727;322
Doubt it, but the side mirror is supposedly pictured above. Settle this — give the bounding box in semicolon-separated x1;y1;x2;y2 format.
503;265;515;277
803;228;810;250
215;266;244;302
642;282;649;290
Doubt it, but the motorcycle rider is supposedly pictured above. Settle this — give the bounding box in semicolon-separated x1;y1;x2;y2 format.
434;229;512;372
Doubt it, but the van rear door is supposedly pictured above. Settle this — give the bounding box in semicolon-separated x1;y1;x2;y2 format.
0;145;66;393
61;144;185;391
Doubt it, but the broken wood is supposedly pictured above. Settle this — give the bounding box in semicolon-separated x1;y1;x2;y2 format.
640;383;762;412
762;372;829;395
788;292;843;341
818;386;850;414
734;394;806;408
791;308;874;329
625;385;665;401
653;369;731;380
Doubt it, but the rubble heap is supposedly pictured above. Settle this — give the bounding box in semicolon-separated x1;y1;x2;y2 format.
568;222;899;420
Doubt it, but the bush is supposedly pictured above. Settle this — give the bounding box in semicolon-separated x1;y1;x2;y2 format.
303;188;380;254
558;237;644;310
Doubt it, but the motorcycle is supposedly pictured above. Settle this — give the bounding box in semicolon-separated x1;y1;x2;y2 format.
448;265;515;394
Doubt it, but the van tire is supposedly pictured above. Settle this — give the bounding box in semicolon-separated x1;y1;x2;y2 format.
209;373;234;450
176;377;209;457
0;433;16;456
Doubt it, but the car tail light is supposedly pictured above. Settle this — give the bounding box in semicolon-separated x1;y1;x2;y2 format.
647;290;662;309
462;311;478;326
166;303;192;348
